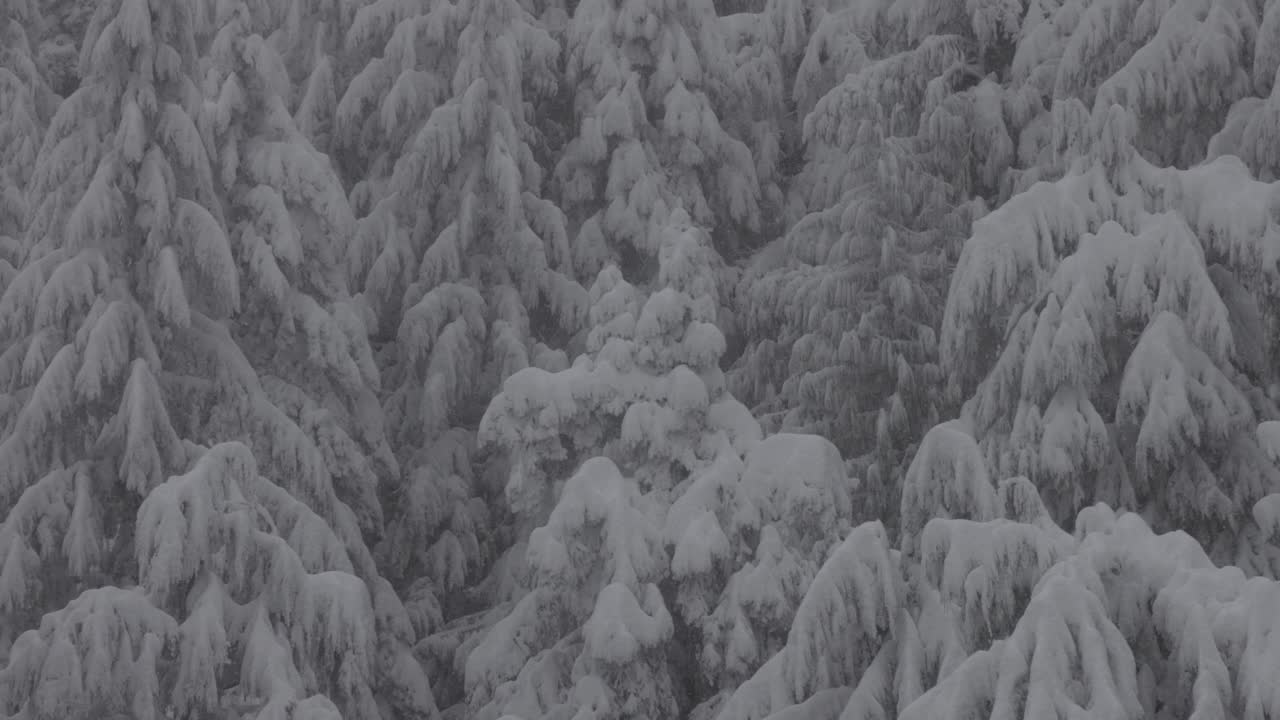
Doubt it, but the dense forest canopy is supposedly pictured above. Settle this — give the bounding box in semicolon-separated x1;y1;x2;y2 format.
0;0;1278;719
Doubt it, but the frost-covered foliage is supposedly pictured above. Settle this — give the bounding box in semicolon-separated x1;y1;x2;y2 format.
928;0;1280;572
0;0;57;266
695;1;1278;713
718;424;1280;720
1208;1;1280;181
710;520;901;720
555;0;764;273
335;0;463;217
894;0;1280;563
716;6;794;237
346;0;588;431
898;422;1001;558
0;1;435;717
266;0;362;156
901;503;1280;720
733;0;1280;546
201;0;392;550
344;0;583;353
464;456;678;720
29;0;90;96
945;113;1280;552
481;211;759;525
730;0;1017;532
339;0;589;636
465;211;864;719
461;433;862;720
1073;0;1257;169
13;0;1280;717
0;444;390;719
689;433;852;696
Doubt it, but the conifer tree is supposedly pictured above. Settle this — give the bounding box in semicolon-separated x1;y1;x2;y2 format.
335;0;462;219
268;0;361;156
555;0;764;278
0;0;57;286
731;3;1005;533
470;209;865;720
31;0;91;96
948;139;1280;553
201;0;394;545
468;210;766;719
339;0;589;645
720;422;1280;720
0;2;436;717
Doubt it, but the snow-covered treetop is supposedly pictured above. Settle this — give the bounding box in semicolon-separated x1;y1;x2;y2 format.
482;209;761;524
0;2;436;718
941;126;1280;539
557;0;763;269
0;0;56;264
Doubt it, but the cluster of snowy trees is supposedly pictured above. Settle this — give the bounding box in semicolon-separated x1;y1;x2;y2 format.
0;0;1277;718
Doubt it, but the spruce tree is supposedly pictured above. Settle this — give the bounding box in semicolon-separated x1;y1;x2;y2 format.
0;2;435;717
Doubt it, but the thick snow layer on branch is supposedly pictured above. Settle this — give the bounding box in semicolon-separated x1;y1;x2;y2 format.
734;433;851;552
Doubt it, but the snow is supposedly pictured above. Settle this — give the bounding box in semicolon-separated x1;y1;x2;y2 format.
2;588;179;718
666;446;741;556
782;521;898;700
728;524;810;639
464;589;553;702
528;456;665;590
178;198;241;315
33;248;109;329
1252;494;1280;540
74;299;132;400
735;433;850;547
900;423;999;556
7;1;1280;718
153;246;192;327
582;582;674;665
172;578;230;715
1117;312;1249;486
135;442;255;604
672;509;732;577
920;517;1073;638
761;686;850;720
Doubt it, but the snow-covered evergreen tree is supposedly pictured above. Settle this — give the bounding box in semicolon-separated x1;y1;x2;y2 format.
716;7;791;237
945;105;1280;553
899;502;1280;720
9;0;1280;718
0;1;436;717
201;0;396;547
482;210;757;530
684;432;855;718
555;0;764;276
335;0;590;693
729;0;1035;536
1210;0;1280;181
335;0;462;219
0;0;57;269
464;210;799;719
30;0;91;96
712;3;1277;713
465;455;678;720
718;422;1280;720
709;520;901;720
267;0;361;157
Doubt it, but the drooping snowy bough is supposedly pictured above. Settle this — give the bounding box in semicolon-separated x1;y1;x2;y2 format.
0;1;434;717
714;422;1280;720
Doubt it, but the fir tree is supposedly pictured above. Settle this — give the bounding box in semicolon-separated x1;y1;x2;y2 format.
0;2;436;717
338;0;589;670
555;0;764;276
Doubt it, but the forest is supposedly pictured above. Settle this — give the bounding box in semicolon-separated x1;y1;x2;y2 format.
0;0;1279;718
